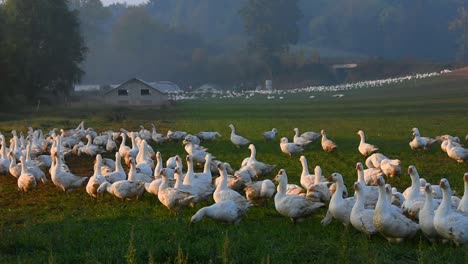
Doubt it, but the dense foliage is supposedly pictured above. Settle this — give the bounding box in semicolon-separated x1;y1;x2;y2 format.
0;0;86;108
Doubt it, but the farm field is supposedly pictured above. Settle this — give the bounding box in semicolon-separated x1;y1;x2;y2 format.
0;73;467;263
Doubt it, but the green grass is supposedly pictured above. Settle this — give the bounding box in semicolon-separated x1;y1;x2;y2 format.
0;74;468;263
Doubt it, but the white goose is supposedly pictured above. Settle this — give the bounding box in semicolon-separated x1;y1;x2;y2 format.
98;180;146;200
293;128;312;146
299;155;314;189
262;128;278;140
138;125;152;141
184;141;211;164
50;153;88;192
106;132;117;152
0;135;10;174
145;168;176;197
274;169;324;223
446;137;468;163
295;128;321;142
350;182;378;236
245;144;276;177
434;178;468;246
103;152;126;183
127;157;153;183
228;124;250;148
213;163;246;203
355;162;379;207
320;130;337;153
194;154;214;184
419;183;445;243
166;130;187;141
244;179;276;204
409;128;437;150
17;156;37;193
8;152;21;178
458;173;468;215
374;175;419;243
321;173;354;226
280;137;303;156
401;165;427;218
150;123;166;144
78;134;104;156
184;156;214;192
86;154;108;198
306;166;331;203
190;199;252;224
196;131;221;141
135;139;154;172
357;130;379;156
158;169;196;212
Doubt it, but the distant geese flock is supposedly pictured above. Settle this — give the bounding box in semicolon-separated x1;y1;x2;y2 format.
171;70;451;101
0;122;467;245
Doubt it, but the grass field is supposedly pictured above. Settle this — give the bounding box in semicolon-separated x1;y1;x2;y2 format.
0;73;467;263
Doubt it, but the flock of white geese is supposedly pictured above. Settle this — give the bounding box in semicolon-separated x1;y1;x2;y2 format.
0;122;467;245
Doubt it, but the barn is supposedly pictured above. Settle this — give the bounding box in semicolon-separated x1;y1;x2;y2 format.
103;78;182;106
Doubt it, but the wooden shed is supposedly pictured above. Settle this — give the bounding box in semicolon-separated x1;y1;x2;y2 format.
103;78;181;106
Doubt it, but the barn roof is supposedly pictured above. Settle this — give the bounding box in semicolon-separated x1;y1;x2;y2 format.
104;78;182;95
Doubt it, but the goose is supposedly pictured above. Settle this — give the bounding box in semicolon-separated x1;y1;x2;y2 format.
228;124;250;148
97;180;146;200
184;156;214;192
350;182;378;236
193;154;214;184
86;154;108;198
23;141;48;184
196;131;221;141
216;172;251;192
274;169;324;223
103;152;126;183
145;168;176;196
17;155;37;193
306;166;331;203
419;183;445;243
135;139;154;171
433;178;468;246
299;155;314;189
293;128;312;146
183;134;201;145
409;128;437;150
391;187;406;207
440;139;462;153
245;144;276;177
361;166;383;186
262;128;278;141
365;153;388;169
418;178;442;199
151;123;167;144
320;130;337;152
92;133;108;146
213;163;246;203
118;132;131;161
321;173;355;226
126;132;140;159
138;125;152;141
50;153;89;192
357;130;379;156
173;167;212;204
8;151;22;178
106;132;117;152
280;137;303;156
379;158;402;178
127;157;153;183
166;130;187;141
374;175;419;243
0;135;11;174
184;141;212;164
457;173;468;215
190;199;252;224
401;165;428;218
295;128;321;142
355;162;379;207
154;152;175;179
30;154;52;171
158;169;196;212
446;137;468;163
165;155;182;178
244;179;276;205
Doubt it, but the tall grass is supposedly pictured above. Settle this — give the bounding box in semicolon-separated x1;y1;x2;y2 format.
0;75;467;263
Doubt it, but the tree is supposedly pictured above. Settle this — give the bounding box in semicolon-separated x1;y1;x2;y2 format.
239;0;302;79
1;0;87;106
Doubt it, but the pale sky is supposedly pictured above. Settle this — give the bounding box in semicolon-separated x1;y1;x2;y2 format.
101;0;147;6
